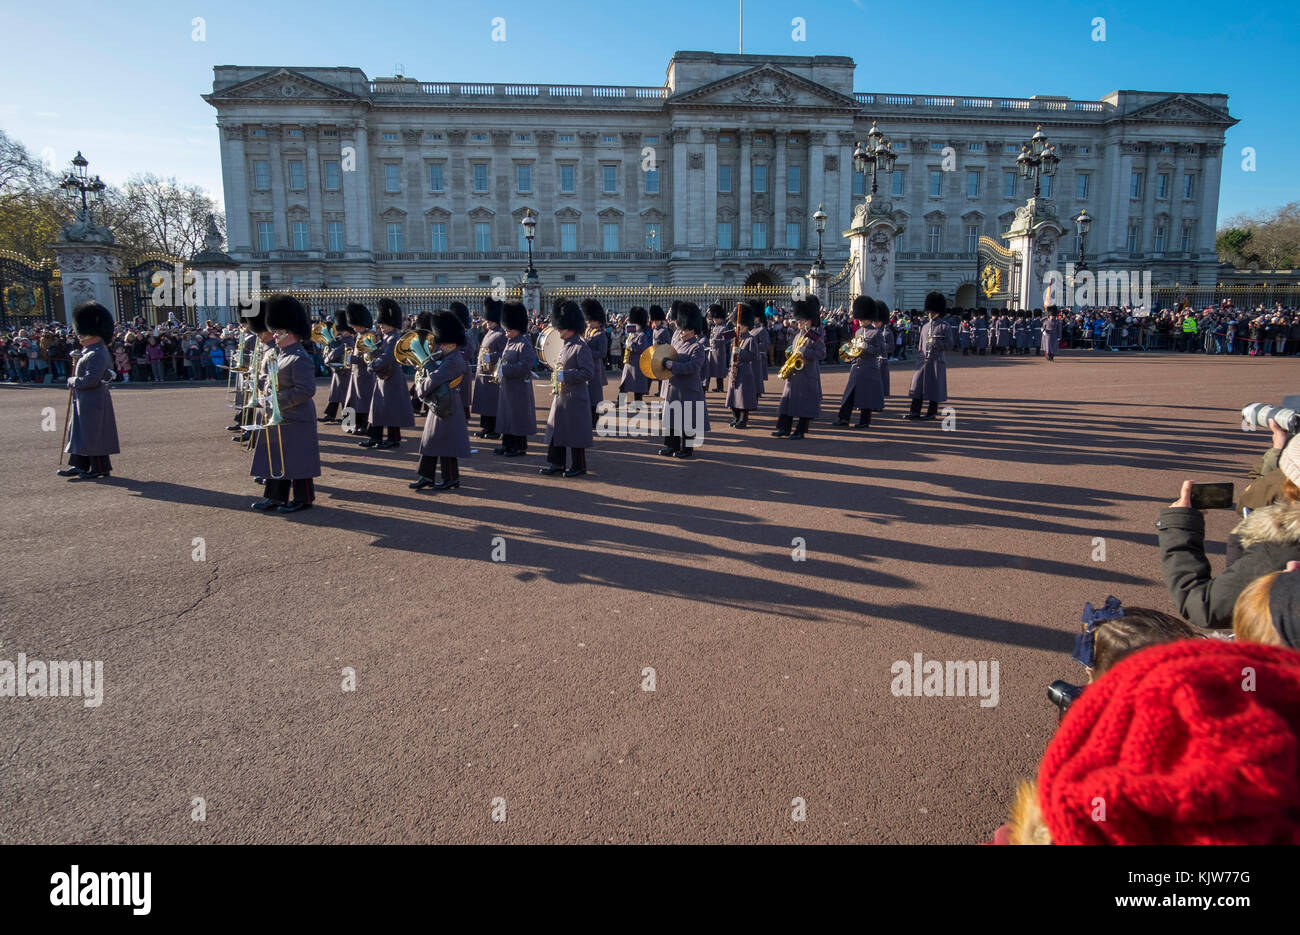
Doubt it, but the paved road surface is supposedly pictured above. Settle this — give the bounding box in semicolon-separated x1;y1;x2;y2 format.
0;351;1291;843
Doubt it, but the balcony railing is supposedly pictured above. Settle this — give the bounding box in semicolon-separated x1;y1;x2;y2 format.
856;93;1107;114
368;81;669;101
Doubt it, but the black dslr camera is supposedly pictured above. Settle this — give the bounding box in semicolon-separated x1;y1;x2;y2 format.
1047;680;1083;721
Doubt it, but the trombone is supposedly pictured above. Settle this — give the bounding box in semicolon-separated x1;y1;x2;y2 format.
252;355;287;478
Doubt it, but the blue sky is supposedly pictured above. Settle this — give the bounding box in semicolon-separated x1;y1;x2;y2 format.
1;0;1295;225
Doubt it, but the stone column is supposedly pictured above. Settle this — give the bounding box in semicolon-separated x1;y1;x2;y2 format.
304;124;324;250
341;124;372;253
671;127;689;253
266;125;288;249
808;263;828;307
738;130;752;248
835;131;852;249
703;130;718;251
220;124;251;255
403;128;423;248
774;133;788;247
1199;143;1222;255
1002;198;1064;310
809;131;826;247
845;200;903;308
52;219;121;328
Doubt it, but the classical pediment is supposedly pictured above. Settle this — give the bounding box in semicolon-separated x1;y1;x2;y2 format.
204;68;361;103
670;64;858;110
1118;94;1236;126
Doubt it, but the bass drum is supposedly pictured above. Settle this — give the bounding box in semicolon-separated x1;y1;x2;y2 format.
536;327;565;369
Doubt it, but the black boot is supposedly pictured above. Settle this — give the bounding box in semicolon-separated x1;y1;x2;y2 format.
435;457;460;490
922;401;939;420
770;414;792;438
903;398;924;420
789;417;810;440
564;449;587;478
856;410;872;429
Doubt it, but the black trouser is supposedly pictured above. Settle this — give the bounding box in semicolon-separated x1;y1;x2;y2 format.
69;453;112;473
547;445;586;470
909;398;939;417
417;455;459;483
501;433;528;454
263;477;313;503
773;414;810;436
730;407;749;426
478;415;497;434
837;398;872;426
367;425;401;442
350;412;370;433
591;406;600;429
713;377;724;391
322;400;340;420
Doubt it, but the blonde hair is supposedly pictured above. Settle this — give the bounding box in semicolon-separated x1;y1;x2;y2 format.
1233;573;1284;646
1283;478;1300;505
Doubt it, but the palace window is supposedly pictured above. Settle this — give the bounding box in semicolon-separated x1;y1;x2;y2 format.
927;224;942;252
966;224;979;254
645;136;659;144
558;134;574;143
1183;173;1195;199
753;164;767;193
717;223;732;249
559;163;576;193
1181;223;1195;253
474;222;491;252
1004;171;1017;197
561;222;577;252
253;160;270;190
516;164;532;192
471;133;488;142
292;221;308;250
429;163;444;192
473;163;489;192
1154;225;1166;252
257;221;274;251
718;165;731;192
288;160;305;190
929;170;942;197
969;142;984;152
892;169;905;196
603;135;618;144
1156;173;1169;199
285;128;302;138
930;142;945;151
1005;143;1020;154
515;133;531;142
324;160;340;191
602;165;617;193
1126;224;1140;253
250;128;267;137
1076;174;1089;199
967;170;981;197
785;222;801;249
645;223;662;250
430;223;447;253
602;222;620;251
384;164;400;193
382;132;398;142
752;222;767;250
1042;174;1053;198
327;221;343;252
645;168;659;194
1130;171;1143;198
386;223;403;252
787;166;801;194
853;170;864;197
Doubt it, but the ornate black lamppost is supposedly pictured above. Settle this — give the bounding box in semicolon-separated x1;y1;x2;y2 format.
1016;126;1061;199
59;151;107;219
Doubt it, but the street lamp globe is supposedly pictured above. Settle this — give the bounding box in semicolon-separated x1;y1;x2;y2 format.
1074;208;1091;239
813;205;827;236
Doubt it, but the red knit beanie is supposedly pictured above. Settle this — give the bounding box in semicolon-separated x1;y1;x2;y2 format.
1038;639;1300;844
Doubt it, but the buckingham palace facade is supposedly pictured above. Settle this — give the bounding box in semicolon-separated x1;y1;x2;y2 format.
204;51;1236;307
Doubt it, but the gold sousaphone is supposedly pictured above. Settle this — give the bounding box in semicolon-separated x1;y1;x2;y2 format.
639;343;677;381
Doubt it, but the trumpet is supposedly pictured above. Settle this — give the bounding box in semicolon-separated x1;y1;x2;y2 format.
779;334;809;380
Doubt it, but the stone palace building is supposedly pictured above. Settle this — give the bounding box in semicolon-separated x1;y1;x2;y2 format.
204;51;1236;307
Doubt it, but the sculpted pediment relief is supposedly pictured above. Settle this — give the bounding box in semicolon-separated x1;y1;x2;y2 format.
206;68;360;102
671;64;857;110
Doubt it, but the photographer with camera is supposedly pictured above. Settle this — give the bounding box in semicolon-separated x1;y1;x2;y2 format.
1239;406;1299;522
1157;437;1300;629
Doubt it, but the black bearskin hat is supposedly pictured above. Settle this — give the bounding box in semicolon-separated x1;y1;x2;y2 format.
73;301;114;343
332;309;350;333
414;311;434;334
675;302;705;333
265;293;311;340
708;303;726;321
667;300;680;323
449;301;470;328
345;302;372;330
873;299;890;322
738;304;758;329
482;298;503;325
748;299;766;322
581;298;606;325
792;298;819;324
377;297;403;329
851;295;875;321
551;300;585;333
648;304;666;322
501;302;529;333
431;310;467;347
627;305;649;328
243;299;270;333
1047;304;1061;317
924;291;946;315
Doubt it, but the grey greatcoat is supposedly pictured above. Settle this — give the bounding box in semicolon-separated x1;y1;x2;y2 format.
663;335;709;435
250;343;321;480
708;323;732;379
471;327;506;417
584;327;609;408
880;327;894;396
325;334;350;407
725;332;758;411
459;327;479;412
1042;317;1062;356
619;329;651;395
840;326;886;412
753;323;771;386
545;335;594;448
66;342;119;457
343;334;376;419
416;349;471;459
908;319;952;402
973;317;989;350
495;334;538;437
777;329;827;419
366;330;416;428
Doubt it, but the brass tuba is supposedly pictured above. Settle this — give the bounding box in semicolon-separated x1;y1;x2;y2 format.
311;322;335;348
355;331;379;363
778;335;808;380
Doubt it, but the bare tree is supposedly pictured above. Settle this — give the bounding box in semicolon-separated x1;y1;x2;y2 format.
118;173;224;259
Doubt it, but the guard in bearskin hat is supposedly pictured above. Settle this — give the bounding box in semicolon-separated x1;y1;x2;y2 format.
619;305;652;400
408;311;435;417
1030;308;1044;353
973;307;990;355
541;301;594;477
472;298;506;438
319;308;353;423
449;301;476;417
835;295;886;429
58;301;119;480
905;291;953;420
493;302;537;457
647;304;670;395
359;297;415;449
958;311;973;356
410;310;471;491
226;303;263;432
658;301;709;457
705;304;733;393
342;302;375;435
581;299;609;429
749;300;770;398
233;300;274;445
772;297;826;439
1041;305;1062;361
249;294;321;513
725;303;760;428
1014;311;1031;355
875;300;894;398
